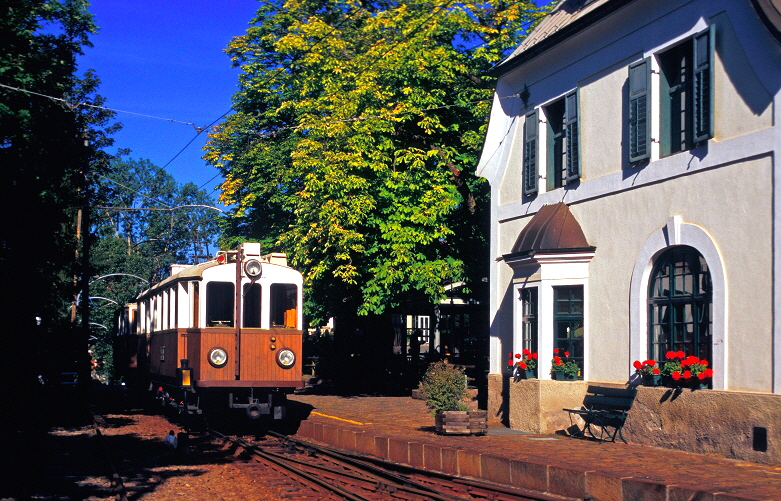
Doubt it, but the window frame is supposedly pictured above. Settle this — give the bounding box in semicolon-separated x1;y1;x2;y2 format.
520;287;538;355
656;25;715;158
628;57;652;163
242;283;262;328
647;246;712;371
205;281;235;327
544;89;580;191
523;109;539;196
553;285;584;379
270;283;299;329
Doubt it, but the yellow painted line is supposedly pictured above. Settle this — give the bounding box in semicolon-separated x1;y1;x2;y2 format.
310;411;372;425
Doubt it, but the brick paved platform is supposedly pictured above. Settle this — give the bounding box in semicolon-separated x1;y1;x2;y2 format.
288;395;781;501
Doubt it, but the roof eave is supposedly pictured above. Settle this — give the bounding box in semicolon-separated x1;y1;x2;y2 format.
489;0;637;78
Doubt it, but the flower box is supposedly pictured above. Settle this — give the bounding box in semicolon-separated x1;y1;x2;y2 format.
551;349;580;380
518;369;536;380
661;351;714;389
633;359;662;385
508;350;538;381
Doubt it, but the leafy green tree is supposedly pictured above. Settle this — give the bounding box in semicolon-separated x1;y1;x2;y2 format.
87;158;221;381
87;158;222;381
0;0;118;389
206;0;545;328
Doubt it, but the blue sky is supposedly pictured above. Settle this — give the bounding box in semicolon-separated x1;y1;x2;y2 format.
79;1;261;203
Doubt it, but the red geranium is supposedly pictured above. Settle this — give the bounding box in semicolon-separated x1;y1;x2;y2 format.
509;351;538;373
633;359;659;376
551;350;579;378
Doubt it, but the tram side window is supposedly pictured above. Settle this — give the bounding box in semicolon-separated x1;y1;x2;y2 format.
243;283;261;328
270;284;297;328
206;281;234;327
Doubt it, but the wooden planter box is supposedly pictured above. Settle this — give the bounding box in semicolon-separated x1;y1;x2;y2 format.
434;410;488;435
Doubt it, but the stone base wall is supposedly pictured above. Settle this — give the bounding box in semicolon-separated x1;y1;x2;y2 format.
487;373;781;464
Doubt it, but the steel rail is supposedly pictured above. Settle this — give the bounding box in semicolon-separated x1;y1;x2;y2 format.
268;431;581;501
253;444;475;501
211;430;373;501
267;431;476;501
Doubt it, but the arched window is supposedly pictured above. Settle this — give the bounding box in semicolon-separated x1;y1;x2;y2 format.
648;246;712;364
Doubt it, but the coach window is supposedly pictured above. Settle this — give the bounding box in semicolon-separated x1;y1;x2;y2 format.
243;283;262;328
206;281;234;327
270;284;298;329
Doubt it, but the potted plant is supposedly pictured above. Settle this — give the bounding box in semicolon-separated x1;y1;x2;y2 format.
661;351;714;389
508;349;537;381
419;361;486;435
633;359;662;386
551;349;580;380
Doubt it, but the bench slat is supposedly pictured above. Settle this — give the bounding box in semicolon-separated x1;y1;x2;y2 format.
587;386;637;398
582;396;634;410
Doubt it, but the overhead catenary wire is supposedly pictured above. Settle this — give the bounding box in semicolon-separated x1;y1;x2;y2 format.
0;82;201;131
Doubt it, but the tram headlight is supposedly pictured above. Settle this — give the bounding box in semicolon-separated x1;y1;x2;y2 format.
244;259;262;278
276;349;296;369
208;347;228;368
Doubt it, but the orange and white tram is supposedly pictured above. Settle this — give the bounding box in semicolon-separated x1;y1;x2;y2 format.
114;242;304;420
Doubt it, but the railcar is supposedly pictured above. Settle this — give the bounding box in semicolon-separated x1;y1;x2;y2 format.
114;242;304;420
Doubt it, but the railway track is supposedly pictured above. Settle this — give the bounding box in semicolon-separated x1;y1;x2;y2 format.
210;429;582;501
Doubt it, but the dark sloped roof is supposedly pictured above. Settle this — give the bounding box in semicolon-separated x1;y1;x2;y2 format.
504;202;594;259
491;0;634;77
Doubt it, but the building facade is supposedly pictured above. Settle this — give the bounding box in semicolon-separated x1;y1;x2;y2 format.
476;0;781;462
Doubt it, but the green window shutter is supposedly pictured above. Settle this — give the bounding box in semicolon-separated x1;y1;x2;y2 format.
523;110;539;196
693;24;715;143
628;57;651;163
565;89;580;182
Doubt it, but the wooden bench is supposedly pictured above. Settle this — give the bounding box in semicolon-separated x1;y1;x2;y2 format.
563;385;637;443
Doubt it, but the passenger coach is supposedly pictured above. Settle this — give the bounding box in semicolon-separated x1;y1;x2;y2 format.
114;242;304;420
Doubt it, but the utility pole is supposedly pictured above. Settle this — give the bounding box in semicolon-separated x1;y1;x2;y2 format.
70;208;82;324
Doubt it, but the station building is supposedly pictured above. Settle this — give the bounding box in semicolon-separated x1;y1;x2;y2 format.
476;0;781;463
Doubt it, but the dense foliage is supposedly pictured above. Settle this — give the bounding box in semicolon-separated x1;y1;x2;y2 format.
205;0;546;324
0;0;118;386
